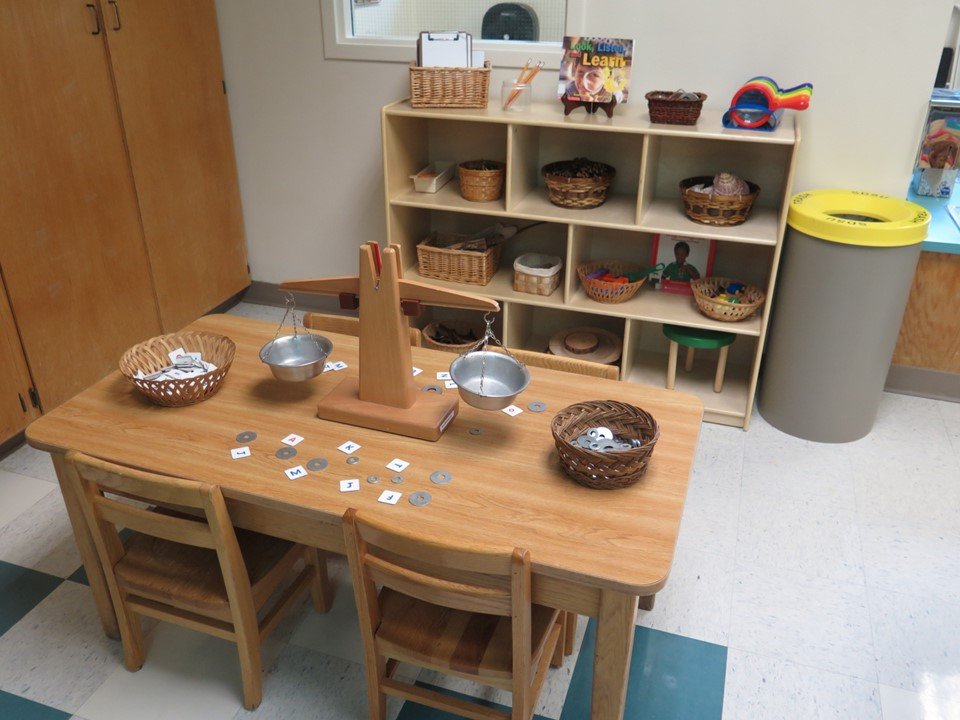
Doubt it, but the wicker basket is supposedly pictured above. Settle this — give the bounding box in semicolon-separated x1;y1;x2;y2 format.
119;331;235;407
551;400;660;490
577;260;647;304
513;253;562;296
458;160;505;202
680;176;760;226
409;61;491;109
645;91;707;125
690;277;766;322
417;232;501;285
421;322;485;353
542;160;616;209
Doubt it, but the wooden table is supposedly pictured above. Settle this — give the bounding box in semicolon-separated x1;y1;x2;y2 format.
26;314;703;720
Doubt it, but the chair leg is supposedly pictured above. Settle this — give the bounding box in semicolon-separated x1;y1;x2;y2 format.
564;612;576;656
684;346;695;372
117;602;145;672
666;341;678;389
550;616;565;668
306;548;333;613
714;345;729;393
366;655;387;720
236;632;263;710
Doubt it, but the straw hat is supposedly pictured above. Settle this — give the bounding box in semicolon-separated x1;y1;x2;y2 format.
547;327;622;365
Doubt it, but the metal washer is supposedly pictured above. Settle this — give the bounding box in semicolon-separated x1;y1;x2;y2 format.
422;384;443;394
409;491;432;507
527;401;547;413
346;456;360;465
366;475;380;484
306;458;328;472
468;427;482;436
275;447;297;460
430;470;452;485
236;431;257;443
390;474;404;484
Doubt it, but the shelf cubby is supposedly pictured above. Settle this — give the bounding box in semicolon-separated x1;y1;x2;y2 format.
504;304;627;367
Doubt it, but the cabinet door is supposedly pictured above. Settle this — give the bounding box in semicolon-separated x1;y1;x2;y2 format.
0;277;41;441
100;0;250;332
0;0;163;411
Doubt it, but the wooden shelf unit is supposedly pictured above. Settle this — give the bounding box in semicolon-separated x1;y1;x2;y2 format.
382;99;800;428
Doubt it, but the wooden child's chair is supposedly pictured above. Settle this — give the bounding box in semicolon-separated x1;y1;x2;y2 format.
343;508;565;720
66;451;331;710
303;311;422;347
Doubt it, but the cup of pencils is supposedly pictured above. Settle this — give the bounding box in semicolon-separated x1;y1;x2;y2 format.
501;60;543;111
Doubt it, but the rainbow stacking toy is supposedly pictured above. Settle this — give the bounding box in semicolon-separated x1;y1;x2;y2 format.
722;76;813;131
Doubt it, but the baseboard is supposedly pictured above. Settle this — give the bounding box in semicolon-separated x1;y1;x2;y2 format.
885;364;960;403
240;281;344;313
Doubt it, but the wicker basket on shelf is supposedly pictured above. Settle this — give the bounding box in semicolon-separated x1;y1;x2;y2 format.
645;91;707;125
542;160;616;209
513;253;562;296
680;176;760;226
420;322;485;353
551;400;660;490
691;277;766;322
416;231;501;285
577;260;648;304
119;331;235;407
458;160;505;202
409;61;491;109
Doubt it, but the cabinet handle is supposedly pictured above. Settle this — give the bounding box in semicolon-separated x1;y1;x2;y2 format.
108;0;121;30
85;3;100;35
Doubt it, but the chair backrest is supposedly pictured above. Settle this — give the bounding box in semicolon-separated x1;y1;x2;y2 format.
65;451;254;612
499;347;619;380
303;312;421;347
343;508;533;684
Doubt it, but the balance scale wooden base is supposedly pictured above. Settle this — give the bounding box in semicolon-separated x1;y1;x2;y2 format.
281;242;499;442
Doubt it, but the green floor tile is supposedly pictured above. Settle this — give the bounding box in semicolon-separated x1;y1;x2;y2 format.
0;690;71;719
395;681;551;719
0;560;62;636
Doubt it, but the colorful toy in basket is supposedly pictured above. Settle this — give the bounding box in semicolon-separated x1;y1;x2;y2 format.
722;76;813;131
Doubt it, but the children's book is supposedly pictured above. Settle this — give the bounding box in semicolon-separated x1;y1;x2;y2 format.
557;37;633;104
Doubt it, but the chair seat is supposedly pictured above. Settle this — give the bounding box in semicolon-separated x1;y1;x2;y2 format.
375;587;559;684
115;527;302;621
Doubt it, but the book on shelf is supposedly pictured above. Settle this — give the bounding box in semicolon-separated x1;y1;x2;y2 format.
557;36;633;104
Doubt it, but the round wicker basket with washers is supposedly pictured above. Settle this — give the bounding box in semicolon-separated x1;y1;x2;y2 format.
551;400;660;490
680;175;760;226
542;159;616;209
119;330;236;407
577;260;648;303
690;277;766;322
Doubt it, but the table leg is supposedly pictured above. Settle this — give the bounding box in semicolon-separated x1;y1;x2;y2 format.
638;594;655;611
592;589;637;720
51;453;119;639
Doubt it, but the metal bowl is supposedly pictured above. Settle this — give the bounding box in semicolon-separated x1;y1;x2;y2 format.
449;351;530;410
259;333;332;382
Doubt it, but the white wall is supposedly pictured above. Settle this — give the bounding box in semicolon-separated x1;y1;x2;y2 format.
215;0;954;284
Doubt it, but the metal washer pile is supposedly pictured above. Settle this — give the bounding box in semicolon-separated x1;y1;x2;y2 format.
573;426;642;452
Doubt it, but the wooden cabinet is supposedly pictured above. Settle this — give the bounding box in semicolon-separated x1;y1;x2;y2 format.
0;0;248;419
381;101;800;428
0;276;41;440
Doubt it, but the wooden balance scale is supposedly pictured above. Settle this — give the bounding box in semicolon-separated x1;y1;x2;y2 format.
281;242;500;441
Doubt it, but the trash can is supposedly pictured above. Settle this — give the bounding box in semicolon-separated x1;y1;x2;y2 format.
758;190;930;442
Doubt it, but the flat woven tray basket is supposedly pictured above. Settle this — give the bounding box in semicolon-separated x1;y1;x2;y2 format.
119;331;235;407
551;400;660;490
417;232;501;285
680;176;760;226
577;260;647;303
409;61;491;109
690;277;766;322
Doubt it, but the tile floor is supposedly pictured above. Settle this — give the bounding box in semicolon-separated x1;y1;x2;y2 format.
0;301;957;719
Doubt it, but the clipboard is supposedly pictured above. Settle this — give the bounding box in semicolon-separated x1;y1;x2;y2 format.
418;31;472;67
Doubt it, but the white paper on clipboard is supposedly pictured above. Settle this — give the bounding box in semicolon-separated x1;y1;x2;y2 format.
419;31;471;67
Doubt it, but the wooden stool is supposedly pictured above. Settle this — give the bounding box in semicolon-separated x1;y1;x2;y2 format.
663;324;736;393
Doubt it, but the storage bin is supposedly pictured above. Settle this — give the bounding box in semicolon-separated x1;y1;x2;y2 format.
417;231;501;285
409;62;491;109
513;253;562;296
410;162;455;193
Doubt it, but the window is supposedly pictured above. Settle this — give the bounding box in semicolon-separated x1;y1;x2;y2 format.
321;0;586;68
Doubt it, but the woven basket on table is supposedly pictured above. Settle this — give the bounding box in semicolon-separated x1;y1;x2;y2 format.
577;260;647;304
421;322;485;353
417;231;501;285
551;400;660;490
690;277;766;322
119;331;235;407
680;176;760;226
409;61;491;109
458;160;505;202
542;161;616;209
645;91;707;125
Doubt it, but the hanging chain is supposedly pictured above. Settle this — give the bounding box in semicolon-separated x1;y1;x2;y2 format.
457;311;524;396
263;293;326;359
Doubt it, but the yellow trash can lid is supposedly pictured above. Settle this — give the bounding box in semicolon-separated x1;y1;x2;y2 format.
788;190;930;247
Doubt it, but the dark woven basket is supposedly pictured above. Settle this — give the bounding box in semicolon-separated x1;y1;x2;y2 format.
551;400;660;490
645;91;707;125
542;161;616;209
680;176;760;226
